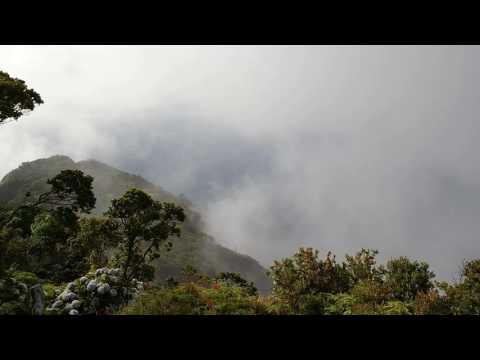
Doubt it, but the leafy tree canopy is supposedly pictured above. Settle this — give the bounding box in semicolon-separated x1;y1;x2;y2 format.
215;272;258;296
0;170;96;279
105;188;186;289
268;248;351;311
381;256;435;302
0;71;43;124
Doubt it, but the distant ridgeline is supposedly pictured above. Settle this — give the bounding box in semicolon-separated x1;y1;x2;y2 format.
0;155;272;294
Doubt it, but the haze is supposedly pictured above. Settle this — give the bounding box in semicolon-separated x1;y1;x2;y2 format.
1;45;479;281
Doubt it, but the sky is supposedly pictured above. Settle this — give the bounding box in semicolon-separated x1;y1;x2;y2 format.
1;45;480;281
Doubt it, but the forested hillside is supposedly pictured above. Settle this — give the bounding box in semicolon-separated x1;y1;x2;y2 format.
0;155;271;294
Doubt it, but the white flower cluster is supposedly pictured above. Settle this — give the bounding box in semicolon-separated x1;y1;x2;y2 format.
46;267;145;315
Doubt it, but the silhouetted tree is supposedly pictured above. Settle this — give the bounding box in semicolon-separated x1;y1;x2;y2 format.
105;188;185;289
0;71;43;124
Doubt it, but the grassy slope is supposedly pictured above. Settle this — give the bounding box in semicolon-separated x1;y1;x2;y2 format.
0;155;272;293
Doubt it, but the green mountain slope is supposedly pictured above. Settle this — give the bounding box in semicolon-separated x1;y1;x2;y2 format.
0;155;272;293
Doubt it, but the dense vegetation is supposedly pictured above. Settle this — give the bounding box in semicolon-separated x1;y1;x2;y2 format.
0;156;271;294
0;156;273;314
118;247;480;315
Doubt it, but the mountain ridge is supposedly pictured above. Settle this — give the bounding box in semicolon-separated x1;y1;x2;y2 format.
0;155;272;293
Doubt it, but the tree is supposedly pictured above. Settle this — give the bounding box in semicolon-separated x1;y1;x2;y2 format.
350;278;391;313
0;170;95;277
439;259;480;314
72;217;119;269
461;259;480;287
105;188;185;290
344;248;384;285
413;289;449;315
381;256;435;302
215;272;258;296
0;169;95;229
35;169;96;213
0;71;43;124
27;211;84;281
268;248;350;312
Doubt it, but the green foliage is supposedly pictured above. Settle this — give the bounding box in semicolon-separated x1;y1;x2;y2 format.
41;169;96;213
0;302;25;315
0;155;272;294
436;259;480;315
1;169;95;231
265;247;464;315
10;271;39;287
44;268;144;315
344;248;383;284
0;277;30;315
105;188;185;289
324;293;355;315
202;284;267;315
462;259;480;287
24;211;85;282
180;264;207;284
119;279;265;315
297;293;333;315
4;206;41;237
31;212;69;241
42;282;62;303
413;290;450;315
215;272;258;296
382;257;435;302
73;217;118;269
269;248;351;312
350;279;390;306
379;300;413;315
119;285;206;315
0;227;29;275
259;296;293;315
0;70;43;124
0;169;97;280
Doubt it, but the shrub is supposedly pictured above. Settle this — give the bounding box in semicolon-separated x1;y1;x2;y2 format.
0;277;30;315
215;272;258;296
269;248;350;312
414;290;450;315
119;284;205;315
379;301;413;315
46;267;144;315
260;295;293;315
297;293;333;315
324;293;355;315
351;280;390;305
10;271;39;287
42;282;63;303
119;281;266;315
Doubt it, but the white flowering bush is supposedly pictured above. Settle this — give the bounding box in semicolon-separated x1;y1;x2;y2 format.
46;267;145;315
